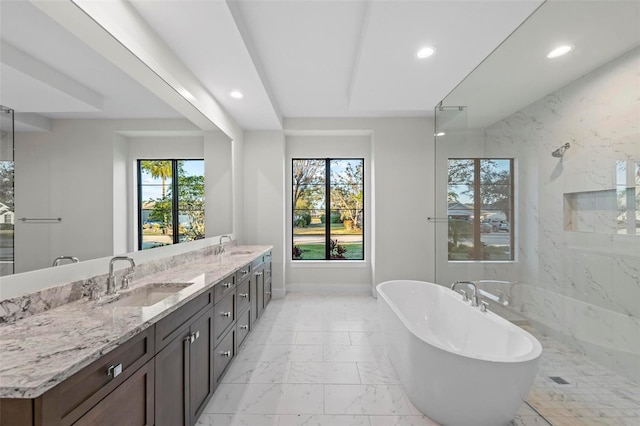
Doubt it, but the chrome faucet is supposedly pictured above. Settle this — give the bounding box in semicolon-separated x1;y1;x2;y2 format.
52;256;79;267
107;256;136;295
451;281;479;306
218;235;232;254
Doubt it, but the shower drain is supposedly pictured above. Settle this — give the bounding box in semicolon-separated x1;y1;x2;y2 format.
549;376;570;384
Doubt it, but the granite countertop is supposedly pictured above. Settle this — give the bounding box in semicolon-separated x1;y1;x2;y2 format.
0;245;272;399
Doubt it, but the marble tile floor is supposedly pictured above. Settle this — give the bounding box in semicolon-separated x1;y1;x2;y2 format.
198;293;639;426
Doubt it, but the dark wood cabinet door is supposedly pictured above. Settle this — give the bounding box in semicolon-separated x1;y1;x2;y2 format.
155;332;188;426
189;309;214;424
73;359;154;426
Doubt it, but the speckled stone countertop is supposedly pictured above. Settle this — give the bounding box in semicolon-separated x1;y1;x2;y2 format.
0;245;272;399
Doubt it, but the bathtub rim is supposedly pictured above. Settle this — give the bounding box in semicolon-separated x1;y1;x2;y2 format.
376;279;543;364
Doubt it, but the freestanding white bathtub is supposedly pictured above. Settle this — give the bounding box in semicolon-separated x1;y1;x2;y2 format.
377;280;542;426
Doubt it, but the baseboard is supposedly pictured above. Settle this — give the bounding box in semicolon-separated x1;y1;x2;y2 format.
286;283;372;293
271;288;286;299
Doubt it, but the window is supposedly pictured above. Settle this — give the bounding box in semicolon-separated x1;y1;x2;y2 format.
448;158;514;260
292;158;364;260
138;160;204;250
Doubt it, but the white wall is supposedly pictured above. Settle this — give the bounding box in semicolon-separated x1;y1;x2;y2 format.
243;117;435;295
204;132;233;238
113;133;128;255
15;119;117;272
13;117;237;272
243;131;286;297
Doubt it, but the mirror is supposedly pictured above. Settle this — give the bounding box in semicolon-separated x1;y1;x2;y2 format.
0;0;232;275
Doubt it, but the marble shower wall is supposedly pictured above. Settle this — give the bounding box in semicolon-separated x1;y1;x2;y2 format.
483;47;640;381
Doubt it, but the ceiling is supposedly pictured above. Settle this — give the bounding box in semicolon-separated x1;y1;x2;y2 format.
2;0;637;133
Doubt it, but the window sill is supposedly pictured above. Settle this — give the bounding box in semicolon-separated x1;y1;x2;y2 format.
290;260;369;269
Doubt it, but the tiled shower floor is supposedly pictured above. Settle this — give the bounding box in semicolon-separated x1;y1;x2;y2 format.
198;293;639;426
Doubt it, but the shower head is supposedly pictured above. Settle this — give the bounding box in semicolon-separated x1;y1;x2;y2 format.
552;143;570;158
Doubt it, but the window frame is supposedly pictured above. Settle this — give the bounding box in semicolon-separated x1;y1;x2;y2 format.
137;159;205;251
291;157;365;261
447;158;515;261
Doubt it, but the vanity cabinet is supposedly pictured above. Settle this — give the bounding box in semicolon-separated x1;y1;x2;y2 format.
155;290;214;426
252;251;272;321
0;249;273;426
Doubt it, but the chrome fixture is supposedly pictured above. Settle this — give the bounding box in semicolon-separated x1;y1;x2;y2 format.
107;256;136;295
451;281;479;306
218;235;232;256
52;255;79;267
480;301;489;313
552;142;570;158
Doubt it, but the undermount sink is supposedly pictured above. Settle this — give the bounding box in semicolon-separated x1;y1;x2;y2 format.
104;283;192;308
229;250;253;256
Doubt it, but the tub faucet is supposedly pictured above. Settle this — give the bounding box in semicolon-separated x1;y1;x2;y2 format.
451;281;479;306
107;256;136;295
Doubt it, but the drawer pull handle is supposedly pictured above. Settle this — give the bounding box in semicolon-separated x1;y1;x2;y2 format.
107;363;123;378
254;271;263;277
241;269;249;276
265;291;271;295
240;293;249;298
193;331;200;341
220;351;232;357
240;325;249;330
223;282;232;288
222;312;232;317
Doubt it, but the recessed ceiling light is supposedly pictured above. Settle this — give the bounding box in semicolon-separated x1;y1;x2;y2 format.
416;46;436;59
435;132;446;137
547;45;573;59
230;91;244;99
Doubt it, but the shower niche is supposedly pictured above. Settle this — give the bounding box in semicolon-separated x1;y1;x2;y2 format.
564;160;639;235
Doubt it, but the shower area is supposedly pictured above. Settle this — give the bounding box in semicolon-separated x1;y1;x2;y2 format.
432;0;640;390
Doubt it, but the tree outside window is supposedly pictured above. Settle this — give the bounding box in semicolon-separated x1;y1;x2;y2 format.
448;158;513;260
138;160;204;250
292;158;364;260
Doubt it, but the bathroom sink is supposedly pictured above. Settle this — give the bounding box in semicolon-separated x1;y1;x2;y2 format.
105;283;192;308
229;250;253;256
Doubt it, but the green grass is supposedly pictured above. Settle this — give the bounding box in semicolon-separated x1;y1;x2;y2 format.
293;242;363;260
293;223;362;236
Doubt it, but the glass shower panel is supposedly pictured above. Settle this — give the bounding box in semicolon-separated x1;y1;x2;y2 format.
0;106;14;276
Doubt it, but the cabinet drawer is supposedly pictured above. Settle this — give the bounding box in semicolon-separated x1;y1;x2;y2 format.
73;359;154;426
213;274;235;305
235;263;251;283
155;289;213;353
214;289;235;346
41;327;154;425
236;277;251;313
213;328;235;389
236;307;251;351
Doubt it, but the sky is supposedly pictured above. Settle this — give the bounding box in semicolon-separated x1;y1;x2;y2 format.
140;160;204;200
